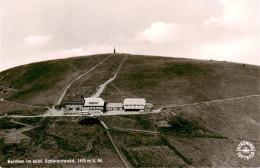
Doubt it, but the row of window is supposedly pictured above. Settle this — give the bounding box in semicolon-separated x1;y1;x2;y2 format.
68;108;102;111
69;105;146;111
68;106;103;109
125;105;144;107
69;105;146;108
89;102;99;104
68;108;81;110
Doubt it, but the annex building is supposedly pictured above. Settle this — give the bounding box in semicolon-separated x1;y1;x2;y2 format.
123;98;146;111
106;103;123;111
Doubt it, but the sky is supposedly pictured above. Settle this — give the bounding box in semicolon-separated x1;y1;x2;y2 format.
1;0;260;71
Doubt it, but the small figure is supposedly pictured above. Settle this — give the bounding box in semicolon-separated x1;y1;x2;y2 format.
114;46;116;54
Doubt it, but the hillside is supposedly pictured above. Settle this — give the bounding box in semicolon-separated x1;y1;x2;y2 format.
1;54;259;108
0;54;259;167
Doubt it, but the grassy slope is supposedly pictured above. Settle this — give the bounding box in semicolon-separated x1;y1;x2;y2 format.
101;55;259;167
103;55;260;106
0;54;259;167
0;54;107;106
0;101;46;115
102;97;260;167
1;54;259;107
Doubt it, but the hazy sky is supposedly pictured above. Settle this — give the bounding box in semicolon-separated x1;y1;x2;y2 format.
1;0;260;71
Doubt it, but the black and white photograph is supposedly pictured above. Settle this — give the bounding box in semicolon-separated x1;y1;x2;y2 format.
0;0;259;167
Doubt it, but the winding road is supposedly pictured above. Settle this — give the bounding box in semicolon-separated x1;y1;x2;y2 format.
0;98;48;109
163;94;260;109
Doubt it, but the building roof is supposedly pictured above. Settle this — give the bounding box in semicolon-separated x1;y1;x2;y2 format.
84;97;105;106
106;103;123;108
123;98;146;105
65;101;83;105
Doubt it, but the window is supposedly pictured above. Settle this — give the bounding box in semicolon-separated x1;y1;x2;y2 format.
89;102;98;105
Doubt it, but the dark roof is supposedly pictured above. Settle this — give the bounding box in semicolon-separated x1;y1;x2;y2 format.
65;101;83;105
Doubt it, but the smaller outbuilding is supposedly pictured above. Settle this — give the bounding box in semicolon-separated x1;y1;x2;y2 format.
106;103;123;111
65;101;83;114
145;103;153;112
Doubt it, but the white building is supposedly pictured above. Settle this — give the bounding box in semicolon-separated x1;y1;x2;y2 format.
123;98;146;111
65;97;150;114
83;97;105;114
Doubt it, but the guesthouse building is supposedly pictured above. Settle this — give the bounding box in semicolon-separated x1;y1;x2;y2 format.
83;97;105;114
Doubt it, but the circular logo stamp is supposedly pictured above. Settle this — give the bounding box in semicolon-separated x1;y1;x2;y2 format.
236;141;256;160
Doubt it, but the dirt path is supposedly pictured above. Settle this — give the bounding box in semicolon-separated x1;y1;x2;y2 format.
110;82;137;98
68;62;80;71
0;87;18;92
1;115;44;119
172;136;260;144
109;127;160;135
204;93;260;103
0;98;48;109
91;55;128;98
83;132;102;153
10;119;29;127
85;136;96;152
5;125;39;137
100;120;130;168
164;94;260;109
55;55;111;106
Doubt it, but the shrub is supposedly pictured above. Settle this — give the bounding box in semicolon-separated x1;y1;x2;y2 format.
78;118;100;126
168;115;206;134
